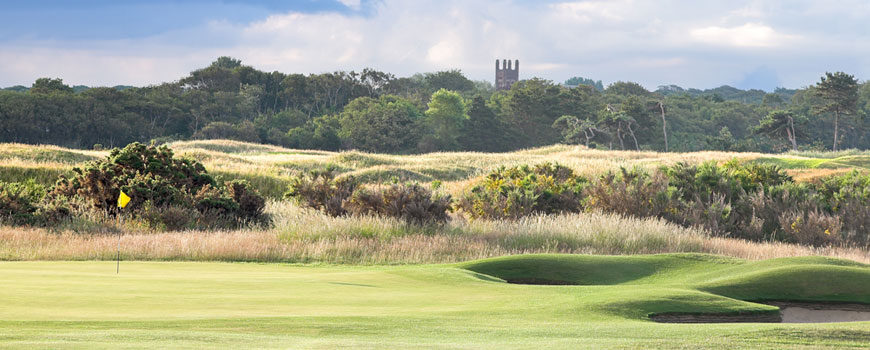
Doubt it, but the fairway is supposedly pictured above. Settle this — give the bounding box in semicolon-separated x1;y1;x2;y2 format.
1;254;869;349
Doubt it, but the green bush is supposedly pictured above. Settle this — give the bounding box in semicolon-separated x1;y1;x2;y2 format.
346;183;452;225
0;180;43;225
456;163;587;220
583;167;675;218
285;170;358;217
580;160;870;246
47;142;267;229
0;179;69;226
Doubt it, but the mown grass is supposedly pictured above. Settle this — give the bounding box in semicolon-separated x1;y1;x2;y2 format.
0;255;867;349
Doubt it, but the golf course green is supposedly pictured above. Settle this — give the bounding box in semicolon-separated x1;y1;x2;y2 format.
1;253;868;349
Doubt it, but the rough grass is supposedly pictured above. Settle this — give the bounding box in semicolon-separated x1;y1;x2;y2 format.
2;201;869;264
2;140;870;263
0;255;867;349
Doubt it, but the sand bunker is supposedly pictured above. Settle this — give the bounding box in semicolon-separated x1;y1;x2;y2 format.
772;302;870;323
652;302;870;323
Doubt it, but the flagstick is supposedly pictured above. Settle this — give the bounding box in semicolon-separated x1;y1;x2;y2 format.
116;210;121;274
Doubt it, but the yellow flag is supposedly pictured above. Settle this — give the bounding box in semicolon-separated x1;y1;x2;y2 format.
117;191;131;208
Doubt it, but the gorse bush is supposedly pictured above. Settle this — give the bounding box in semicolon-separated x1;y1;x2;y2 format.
0;180;45;225
456;163;587;220
583;167;674;218
346;183;452;225
285;170;358;217
581;161;870;247
286;171;451;225
0;179;69;226
50;143;214;210
46;142;267;230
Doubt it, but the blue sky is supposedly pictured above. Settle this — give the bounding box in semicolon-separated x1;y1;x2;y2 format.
1;0;868;91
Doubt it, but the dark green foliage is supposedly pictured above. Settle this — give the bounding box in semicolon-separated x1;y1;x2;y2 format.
195;121;261;143
0;180;68;226
458;96;512;152
0;180;44;225
346;183;452;225
583;167;674;218
287;115;341;151
605;81;650;97
337;95;422;153
30;77;74;95
286;171;449;225
814;72;859;151
285;170;358;217
456;163;587;220
6;57;870;155
582;161;870;246
564;76;604;91
47;142;266;229
50;143;214;210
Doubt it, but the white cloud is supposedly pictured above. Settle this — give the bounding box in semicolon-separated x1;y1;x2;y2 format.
690;23;796;48
337;0;362;11
1;0;869;91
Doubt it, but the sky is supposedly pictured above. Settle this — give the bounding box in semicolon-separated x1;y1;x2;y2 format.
1;0;868;91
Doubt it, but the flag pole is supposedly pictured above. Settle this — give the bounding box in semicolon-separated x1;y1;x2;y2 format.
116;209;121;274
116;190;130;274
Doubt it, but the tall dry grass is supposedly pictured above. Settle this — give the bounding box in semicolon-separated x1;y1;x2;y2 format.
2;201;867;264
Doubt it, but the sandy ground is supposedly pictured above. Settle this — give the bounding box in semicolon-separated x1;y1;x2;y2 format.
780;307;870;323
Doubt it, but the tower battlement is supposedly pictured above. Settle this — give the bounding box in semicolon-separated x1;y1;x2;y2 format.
495;59;519;91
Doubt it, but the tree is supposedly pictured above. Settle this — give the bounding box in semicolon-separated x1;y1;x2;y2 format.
458;96;510;152
605;81;650;96
553;115;602;147
564;76;604;91
337;95;421;153
420;89;468;151
423;70;474;93
287;115;341;151
360;68;395;97
30;78;74;94
652;101;669;152
762;93;785;109
815;72;858;151
755;110;803;151
501;78;598;148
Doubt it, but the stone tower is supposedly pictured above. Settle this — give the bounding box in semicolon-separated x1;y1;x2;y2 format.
495;59;519;91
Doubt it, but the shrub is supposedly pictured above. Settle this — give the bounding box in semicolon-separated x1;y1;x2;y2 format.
456;163;586;220
0;180;68;226
285;170;358;217
346;183;452;225
0;181;43;225
50;142;214;211
583;167;675;218
778;210;842;246
47;142;267;229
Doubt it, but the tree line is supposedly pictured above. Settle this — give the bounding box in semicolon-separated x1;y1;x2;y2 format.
1;56;868;153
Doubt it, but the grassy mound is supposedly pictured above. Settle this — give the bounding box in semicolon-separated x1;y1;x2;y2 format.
461;253;870;306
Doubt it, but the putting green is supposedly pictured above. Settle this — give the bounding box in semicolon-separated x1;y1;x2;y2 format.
1;254;868;349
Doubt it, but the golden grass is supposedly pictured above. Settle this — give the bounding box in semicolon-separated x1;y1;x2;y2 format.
166;140;768;197
1;140;869;264
2;201;867;264
1;140;769;197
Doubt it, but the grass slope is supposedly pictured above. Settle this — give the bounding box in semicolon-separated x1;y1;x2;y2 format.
1;254;868;349
0;140;767;198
